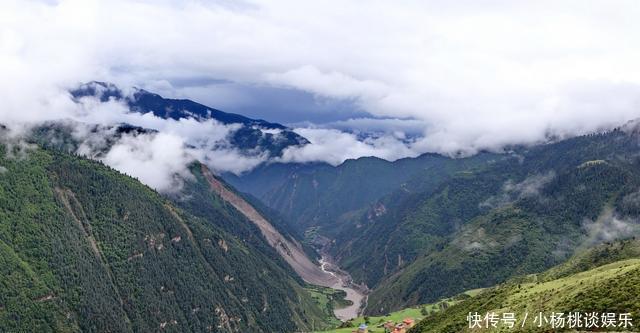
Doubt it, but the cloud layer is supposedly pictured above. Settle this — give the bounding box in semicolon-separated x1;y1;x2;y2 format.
3;0;640;188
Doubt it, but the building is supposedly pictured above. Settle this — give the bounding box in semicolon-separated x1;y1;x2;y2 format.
381;318;416;333
402;318;415;328
393;323;406;333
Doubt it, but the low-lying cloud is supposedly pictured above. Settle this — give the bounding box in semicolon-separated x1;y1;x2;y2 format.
278;127;417;166
582;207;639;247
480;171;556;209
103;132;194;192
0;93;270;192
68;106;271;191
503;172;556;199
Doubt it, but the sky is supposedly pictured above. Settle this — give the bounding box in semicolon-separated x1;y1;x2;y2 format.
2;0;640;190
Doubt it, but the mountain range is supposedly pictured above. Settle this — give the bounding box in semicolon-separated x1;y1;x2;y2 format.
1;83;639;332
0;131;337;332
232;125;640;317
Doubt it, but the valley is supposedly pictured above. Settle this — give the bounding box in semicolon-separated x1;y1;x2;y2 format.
7;2;640;332
318;254;367;321
224;125;640;332
2;84;640;332
233;126;640;317
199;160;368;321
200;164;338;287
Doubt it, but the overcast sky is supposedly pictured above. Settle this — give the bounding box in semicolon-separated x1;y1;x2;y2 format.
2;0;640;188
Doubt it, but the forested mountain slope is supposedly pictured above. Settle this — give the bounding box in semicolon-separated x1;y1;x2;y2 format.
177;163;338;287
224;153;498;237
343;128;640;314
0;141;330;332
229;124;640;317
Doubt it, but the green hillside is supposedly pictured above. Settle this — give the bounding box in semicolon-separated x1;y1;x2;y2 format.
229;127;640;317
224;153;498;238
0;142;330;332
314;290;483;333
334;129;640;314
409;239;640;332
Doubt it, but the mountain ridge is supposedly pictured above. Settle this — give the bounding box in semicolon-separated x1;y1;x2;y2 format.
0;139;334;332
70;81;309;158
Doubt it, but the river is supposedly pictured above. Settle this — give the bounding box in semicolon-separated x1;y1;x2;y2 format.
205;170;368;321
318;255;368;321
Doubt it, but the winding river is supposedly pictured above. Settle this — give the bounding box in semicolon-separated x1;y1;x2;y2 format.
318;255;368;321
202;168;367;321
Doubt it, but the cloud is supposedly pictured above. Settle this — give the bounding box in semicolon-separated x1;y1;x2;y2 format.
277;127;417;166
480;171;555;209
454;227;499;253
102;132;194;192
3;0;640;182
503;171;556;198
582;207;639;246
265;66;389;101
621;189;640;212
0;92;269;191
196;147;267;174
70;94;268;167
67;102;270;183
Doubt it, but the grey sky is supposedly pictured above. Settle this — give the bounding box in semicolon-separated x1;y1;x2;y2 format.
157;80;370;125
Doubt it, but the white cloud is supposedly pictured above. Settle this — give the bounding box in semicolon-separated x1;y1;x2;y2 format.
3;0;640;178
68;101;269;187
0;92;268;191
265;66;389;101
480;171;555;209
278;127;417;165
582;207;639;246
102;132;194;193
196;147;268;174
503;172;556;199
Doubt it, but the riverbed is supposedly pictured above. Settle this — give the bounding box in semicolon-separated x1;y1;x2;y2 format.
318;255;367;321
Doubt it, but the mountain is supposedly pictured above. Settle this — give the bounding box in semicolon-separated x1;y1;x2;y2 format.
179;163;339;287
27;120;326;275
223;153;499;239
408;238;640;333
229;124;640;317
0;136;333;332
70;82;309;157
353;128;640;314
50;81;640;327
